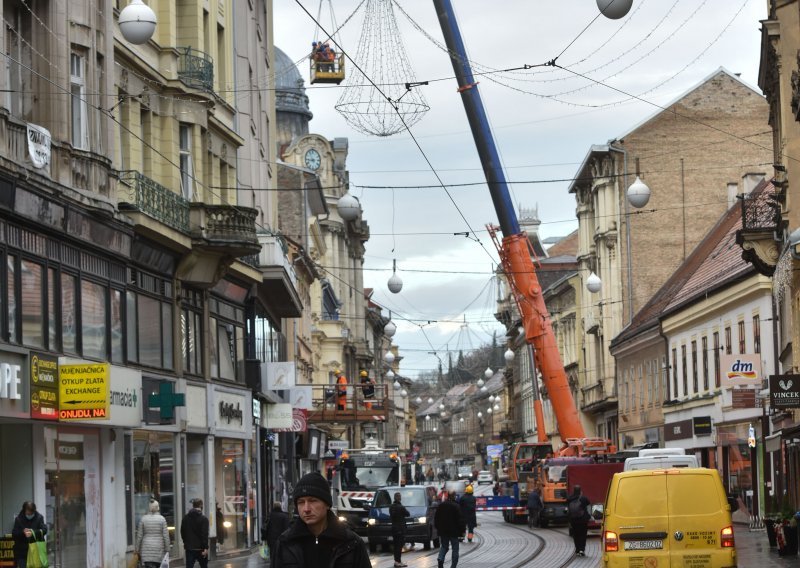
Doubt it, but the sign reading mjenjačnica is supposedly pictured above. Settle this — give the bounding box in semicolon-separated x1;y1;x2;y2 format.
58;362;110;420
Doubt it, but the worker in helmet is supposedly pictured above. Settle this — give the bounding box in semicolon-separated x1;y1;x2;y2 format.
459;485;477;542
336;370;348;411
360;370;375;410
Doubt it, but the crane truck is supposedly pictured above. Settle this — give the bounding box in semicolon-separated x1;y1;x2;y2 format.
433;0;619;523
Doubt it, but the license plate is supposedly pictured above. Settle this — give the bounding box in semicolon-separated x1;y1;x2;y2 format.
623;539;663;550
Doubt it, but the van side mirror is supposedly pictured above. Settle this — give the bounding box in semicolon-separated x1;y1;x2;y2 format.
727;497;738;511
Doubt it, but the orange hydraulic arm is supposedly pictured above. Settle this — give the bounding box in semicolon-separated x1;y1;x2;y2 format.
490;227;586;442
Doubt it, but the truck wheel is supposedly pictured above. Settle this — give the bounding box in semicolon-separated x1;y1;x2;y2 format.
368;540;377;553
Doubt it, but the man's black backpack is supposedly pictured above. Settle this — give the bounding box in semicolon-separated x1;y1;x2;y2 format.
568;498;585;520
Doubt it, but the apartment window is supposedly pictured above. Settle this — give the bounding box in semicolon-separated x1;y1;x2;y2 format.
179;123;194;199
20;259;44;348
702;336;709;391
691;341;698;393
210;296;245;382
738;320;746;354
661;356;668;402
127;271;174;370
181;288;204;376
753;315;761;354
681;345;687;397
81;280;108;360
713;331;721;388
725;326;732;355
671;348;677;400
70;52;89;149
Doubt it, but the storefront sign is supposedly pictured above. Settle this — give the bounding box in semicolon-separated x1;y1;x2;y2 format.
219;401;244;425
329;440;349;451
732;388;757;409
770;374;800;409
58;360;109;420
0;351;28;418
264;403;293;429
30;352;58;420
214;387;252;438
664;418;693;441
290;386;313;410
721;354;762;386
272;408;308;432
0;535;14;567
693;416;712;436
486;444;504;459
26;123;51;169
57;440;84;460
185;384;208;429
106;366;142;427
262;361;297;391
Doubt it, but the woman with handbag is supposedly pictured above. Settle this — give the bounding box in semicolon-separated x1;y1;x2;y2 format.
11;501;47;568
135;499;170;568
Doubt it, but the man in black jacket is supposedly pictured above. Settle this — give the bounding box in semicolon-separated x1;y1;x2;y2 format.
263;502;290;556
458;486;477;542
271;472;371;568
434;492;465;568
567;485;591;557
181;498;210;567
389;492;410;568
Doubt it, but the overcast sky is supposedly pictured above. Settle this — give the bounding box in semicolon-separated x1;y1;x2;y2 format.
273;0;768;379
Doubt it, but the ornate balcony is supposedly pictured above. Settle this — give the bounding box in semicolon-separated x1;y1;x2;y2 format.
177;47;214;92
581;379;617;414
736;182;781;276
252;234;302;318
118;170;190;233
189;203;259;257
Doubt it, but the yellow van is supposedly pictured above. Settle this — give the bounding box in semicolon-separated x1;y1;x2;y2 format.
602;468;737;568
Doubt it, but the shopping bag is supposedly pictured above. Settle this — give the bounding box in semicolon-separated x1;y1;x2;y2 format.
259;543;270;560
26;530;48;568
127;552;140;568
159;552;169;568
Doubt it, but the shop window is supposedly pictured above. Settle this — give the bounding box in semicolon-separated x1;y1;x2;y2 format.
216;438;246;552
20;259;43;348
81;279;107;360
133;431;177;553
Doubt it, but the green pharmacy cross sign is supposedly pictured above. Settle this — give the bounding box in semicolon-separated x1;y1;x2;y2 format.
149;381;185;420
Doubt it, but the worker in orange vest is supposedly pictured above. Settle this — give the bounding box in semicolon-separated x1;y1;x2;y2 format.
336;370;348;410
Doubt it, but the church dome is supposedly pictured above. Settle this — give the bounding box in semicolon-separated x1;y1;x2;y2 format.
275;47;312;119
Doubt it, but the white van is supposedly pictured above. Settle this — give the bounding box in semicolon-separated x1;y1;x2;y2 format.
623;448;698;471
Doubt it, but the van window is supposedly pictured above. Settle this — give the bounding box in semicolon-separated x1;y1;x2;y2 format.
374;490;392;508
398;489;426;507
668;475;721;515
616;476;667;516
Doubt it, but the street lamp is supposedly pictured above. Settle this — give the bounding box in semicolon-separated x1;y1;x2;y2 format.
586;272;602;294
119;0;157;44
387;259;403;294
627;176;651;208
337;192;361;221
384;351;395;364
415;396;422;404
476;377;485;388
383;319;397;338
596;0;633;19
504;348;515;364
484;367;494;380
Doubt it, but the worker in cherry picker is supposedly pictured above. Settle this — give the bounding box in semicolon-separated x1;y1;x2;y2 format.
360;370;375;409
336;370;348;410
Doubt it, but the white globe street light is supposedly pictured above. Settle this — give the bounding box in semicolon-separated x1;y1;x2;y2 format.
596;0;633;19
386;369;395;380
383;320;397;338
119;0;157;44
487;408;493;414
504;348;515;363
459;417;464;422
476;377;485;388
415;396;422;404
481;385;487;392
484;367;494;380
427;397;434;404
387;259;403;294
477;411;483;418
337;192;360;221
393;380;401;390
384;351;395;364
439;403;445;410
627;176;651;208
493;404;500;411
425;414;431;421
400;389;408;397
586;272;602;294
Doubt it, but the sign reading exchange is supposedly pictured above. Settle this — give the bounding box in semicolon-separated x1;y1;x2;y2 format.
58;362;110;420
770;374;800;409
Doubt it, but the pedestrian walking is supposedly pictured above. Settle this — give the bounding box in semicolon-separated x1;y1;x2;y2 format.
434;491;466;568
492;481;501;496
215;503;226;549
135;499;170;568
271;472;371;568
11;501;47;568
263;502;290;557
566;485;591;557
527;486;544;529
390;492;410;567
459;485;477;542
181;498;210;568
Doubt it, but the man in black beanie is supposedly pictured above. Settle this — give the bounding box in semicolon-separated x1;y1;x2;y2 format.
271;472;372;568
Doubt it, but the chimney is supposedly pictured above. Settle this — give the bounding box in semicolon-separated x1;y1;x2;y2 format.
742;172;766;195
727;182;738;209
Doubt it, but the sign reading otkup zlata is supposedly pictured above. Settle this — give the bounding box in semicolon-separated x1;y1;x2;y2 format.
720;354;762;387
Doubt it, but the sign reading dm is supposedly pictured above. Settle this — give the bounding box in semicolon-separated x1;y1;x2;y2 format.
58;362;110;420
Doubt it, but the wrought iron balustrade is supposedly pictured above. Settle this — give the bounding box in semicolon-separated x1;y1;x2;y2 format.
177;47;214;92
118;170;190;233
741;187;781;232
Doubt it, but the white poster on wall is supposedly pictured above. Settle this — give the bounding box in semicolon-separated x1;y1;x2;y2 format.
264;403;293;429
262;362;297;391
